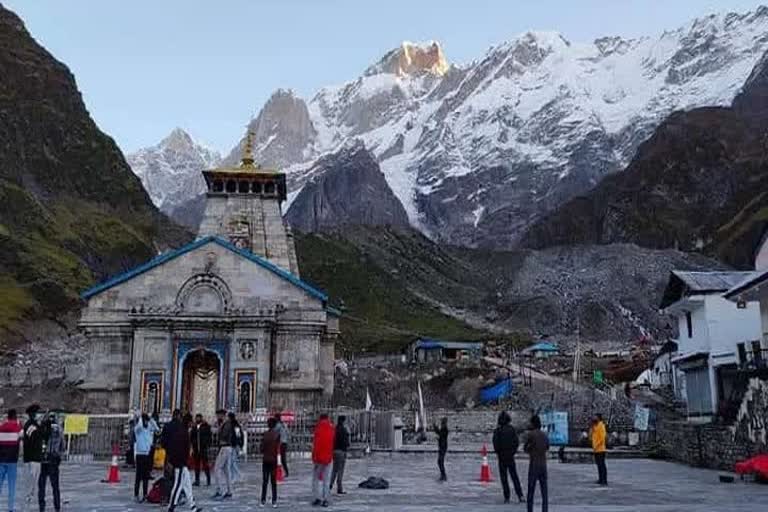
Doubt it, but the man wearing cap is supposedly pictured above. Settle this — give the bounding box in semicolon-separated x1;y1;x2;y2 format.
22;404;43;508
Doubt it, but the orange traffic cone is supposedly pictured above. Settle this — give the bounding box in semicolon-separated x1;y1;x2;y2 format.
276;453;285;484
103;444;120;483
479;444;492;484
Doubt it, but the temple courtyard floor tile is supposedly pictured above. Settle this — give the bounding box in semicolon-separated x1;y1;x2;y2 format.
11;454;768;511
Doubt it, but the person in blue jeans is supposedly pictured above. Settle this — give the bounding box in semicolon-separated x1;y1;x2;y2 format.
0;409;23;512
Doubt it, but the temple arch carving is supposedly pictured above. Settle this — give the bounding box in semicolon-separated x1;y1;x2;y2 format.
176;273;233;314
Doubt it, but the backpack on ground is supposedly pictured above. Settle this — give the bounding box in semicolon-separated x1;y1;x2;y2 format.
146;477;165;504
358;476;389;490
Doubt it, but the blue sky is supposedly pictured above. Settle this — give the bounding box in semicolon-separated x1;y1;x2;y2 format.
4;0;763;153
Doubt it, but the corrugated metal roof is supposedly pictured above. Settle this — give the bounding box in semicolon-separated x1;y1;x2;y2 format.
660;270;756;310
523;342;559;353
671;271;755;292
415;338;483;351
724;269;768;299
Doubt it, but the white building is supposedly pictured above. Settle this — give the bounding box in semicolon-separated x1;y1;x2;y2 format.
724;234;768;365
660;271;762;421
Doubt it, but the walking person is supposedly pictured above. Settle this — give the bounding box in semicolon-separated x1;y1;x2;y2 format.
311;414;335;507
259;418;281;508
524;415;549;512
163;411;202;512
134;413;160;502
38;413;63;512
0;409;22;512
190;414;211;487
493;411;524;504
212;410;234;500
591;414;608;486
22;404;43;509
274;413;290;478
433;417;449;481
329;415;349;495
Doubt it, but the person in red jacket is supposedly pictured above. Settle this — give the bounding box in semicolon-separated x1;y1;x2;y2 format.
311;414;335;507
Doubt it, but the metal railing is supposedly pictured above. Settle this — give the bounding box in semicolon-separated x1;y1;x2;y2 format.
59;409;396;461
740;348;768;370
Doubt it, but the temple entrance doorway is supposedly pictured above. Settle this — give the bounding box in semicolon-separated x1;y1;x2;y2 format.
181;349;220;420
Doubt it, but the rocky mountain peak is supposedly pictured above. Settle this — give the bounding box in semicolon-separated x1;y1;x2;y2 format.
161;127;195;149
367;40;449;77
223;88;316;168
285;143;410;232
127;128;220;211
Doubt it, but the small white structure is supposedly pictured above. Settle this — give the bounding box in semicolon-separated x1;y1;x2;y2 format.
660;271;762;421
646;341;685;398
725;270;768;364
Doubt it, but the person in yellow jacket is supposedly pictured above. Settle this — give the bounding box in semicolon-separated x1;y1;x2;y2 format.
590;414;608;486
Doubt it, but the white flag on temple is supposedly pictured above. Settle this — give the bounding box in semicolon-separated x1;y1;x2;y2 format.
415;408;421;431
365;387;373;411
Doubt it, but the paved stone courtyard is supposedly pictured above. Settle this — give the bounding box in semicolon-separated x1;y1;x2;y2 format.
10;454;768;511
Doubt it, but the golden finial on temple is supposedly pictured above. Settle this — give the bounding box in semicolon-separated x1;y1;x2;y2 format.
241;128;255;168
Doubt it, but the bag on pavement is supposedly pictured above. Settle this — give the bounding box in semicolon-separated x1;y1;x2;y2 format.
358;476;389;490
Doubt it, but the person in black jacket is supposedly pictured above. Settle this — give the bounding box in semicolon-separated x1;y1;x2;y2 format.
493;411;524;503
22;404;43;509
190;415;212;487
433;417;449;481
330;415;350;495
162;411;202;512
38;412;64;512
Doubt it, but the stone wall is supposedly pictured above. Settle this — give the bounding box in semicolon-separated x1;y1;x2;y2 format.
655;377;768;470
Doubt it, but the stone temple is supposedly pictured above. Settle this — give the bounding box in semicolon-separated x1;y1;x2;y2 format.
78;135;338;416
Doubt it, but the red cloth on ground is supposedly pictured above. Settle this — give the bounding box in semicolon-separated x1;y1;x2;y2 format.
735;454;768;478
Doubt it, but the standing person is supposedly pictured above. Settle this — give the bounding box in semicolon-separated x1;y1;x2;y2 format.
274;414;290;478
211;410;234;500
259;418;281;508
22;404;43;509
524;415;549;512
0;409;22;512
228;413;243;487
134;413;160;502
38;413;63;512
590;414;608;486
190;415;212;487
493;411;524;504
433;417;449;482
163;411;202;512
330;415;349;495
311;414;335;507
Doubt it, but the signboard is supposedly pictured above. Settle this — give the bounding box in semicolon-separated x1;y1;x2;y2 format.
64;414;89;435
593;370;604;385
634;405;650;431
540;411;569;446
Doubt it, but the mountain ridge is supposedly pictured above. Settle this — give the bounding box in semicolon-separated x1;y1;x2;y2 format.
0;4;190;339
520;45;768;269
141;7;768;249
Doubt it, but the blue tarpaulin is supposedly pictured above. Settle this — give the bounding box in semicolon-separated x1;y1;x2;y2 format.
479;378;513;404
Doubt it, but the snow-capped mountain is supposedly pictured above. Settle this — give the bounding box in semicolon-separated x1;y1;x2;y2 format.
188;8;768;246
127;127;221;213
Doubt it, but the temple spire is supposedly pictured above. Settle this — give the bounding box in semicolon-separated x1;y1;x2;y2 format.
241;129;256;168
